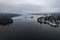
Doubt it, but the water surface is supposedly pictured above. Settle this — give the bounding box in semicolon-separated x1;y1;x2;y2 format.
0;16;60;40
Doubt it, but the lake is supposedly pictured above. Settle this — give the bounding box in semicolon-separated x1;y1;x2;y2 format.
0;15;60;40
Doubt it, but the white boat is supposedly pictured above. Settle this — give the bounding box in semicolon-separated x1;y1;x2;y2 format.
58;25;60;26
48;21;58;26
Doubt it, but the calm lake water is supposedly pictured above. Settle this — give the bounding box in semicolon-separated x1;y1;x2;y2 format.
0;15;60;40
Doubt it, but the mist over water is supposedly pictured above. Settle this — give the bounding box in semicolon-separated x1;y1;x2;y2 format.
0;15;60;40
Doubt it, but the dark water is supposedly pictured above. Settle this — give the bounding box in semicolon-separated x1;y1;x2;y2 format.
0;16;60;40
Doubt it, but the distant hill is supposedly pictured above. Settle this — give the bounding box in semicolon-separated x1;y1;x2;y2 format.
50;12;60;17
0;13;22;19
30;13;48;15
30;12;60;17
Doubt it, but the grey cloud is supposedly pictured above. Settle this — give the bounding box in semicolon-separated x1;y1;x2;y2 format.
0;0;60;14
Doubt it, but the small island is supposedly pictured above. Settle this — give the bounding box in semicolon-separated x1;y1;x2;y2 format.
0;18;13;25
37;16;60;28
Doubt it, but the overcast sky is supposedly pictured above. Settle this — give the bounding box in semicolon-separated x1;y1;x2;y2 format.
0;0;60;14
